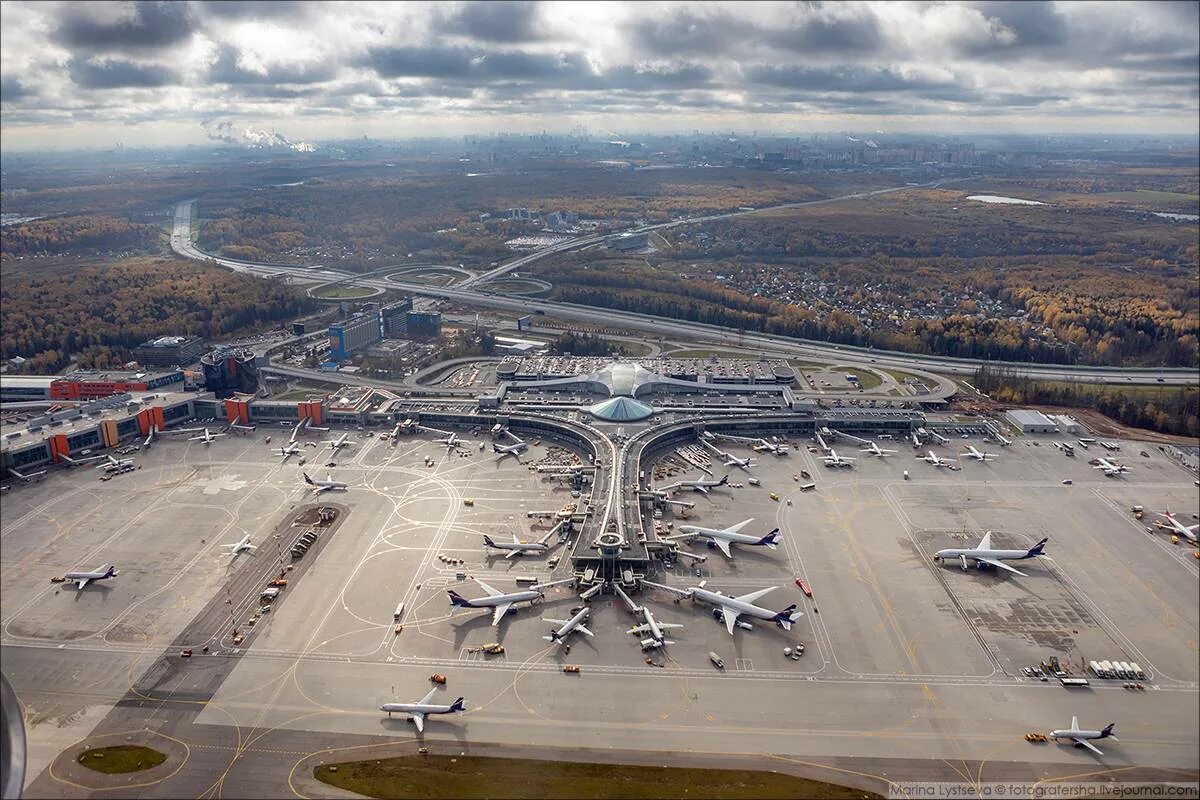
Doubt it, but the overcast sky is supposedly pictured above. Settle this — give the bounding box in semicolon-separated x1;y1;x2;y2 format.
1;0;1197;150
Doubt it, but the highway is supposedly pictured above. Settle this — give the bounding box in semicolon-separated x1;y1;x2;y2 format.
171;199;1198;387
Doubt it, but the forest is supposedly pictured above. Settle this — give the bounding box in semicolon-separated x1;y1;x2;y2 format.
1;257;313;373
1;215;162;257
974;365;1199;438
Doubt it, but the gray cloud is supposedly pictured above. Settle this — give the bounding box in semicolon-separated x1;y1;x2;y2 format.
208;44;337;85
67;58;178;89
54;1;194;52
0;76;32;102
436;0;545;43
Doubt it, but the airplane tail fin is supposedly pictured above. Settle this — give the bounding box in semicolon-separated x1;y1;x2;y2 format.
483;535;496;548
104;565;118;578
302;472;314;485
447;590;473;608
450;697;466;713
759;529;781;547
772;604;800;630
718;474;729;485
1026;538;1049;557
1101;723;1116;738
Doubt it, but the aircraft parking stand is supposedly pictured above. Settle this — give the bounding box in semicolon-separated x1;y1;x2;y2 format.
2;424;1197;796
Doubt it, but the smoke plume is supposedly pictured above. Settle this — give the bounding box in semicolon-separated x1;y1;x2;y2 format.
201;119;315;152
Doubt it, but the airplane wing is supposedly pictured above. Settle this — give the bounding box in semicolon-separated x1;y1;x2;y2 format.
1071;716;1080;730
412;713;425;733
474;578;504;597
75;578;91;589
733;586;775;604
504;549;521;559
418;687;438;705
695;485;710;495
975;557;1027;577
721;606;740;635
976;532;993;550
725;519;754;534
543;618;567;626
1073;737;1103;755
490;603;513;626
576;624;594;637
627;624;651;634
714;539;733;558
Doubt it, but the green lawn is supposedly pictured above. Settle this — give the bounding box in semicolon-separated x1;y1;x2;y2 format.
311;284;377;299
77;745;167;774
830;366;883;391
315;755;879;799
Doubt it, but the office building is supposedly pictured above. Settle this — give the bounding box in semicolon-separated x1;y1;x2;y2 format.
405;311;442;337
134;335;206;367
328;313;383;359
381;298;414;337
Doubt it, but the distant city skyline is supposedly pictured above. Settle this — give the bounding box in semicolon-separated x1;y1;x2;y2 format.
1;0;1197;151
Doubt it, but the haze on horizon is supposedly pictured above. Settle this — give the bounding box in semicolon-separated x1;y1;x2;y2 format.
1;0;1197;151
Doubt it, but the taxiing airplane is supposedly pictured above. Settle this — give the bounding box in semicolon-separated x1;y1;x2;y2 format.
628;607;683;650
1154;511;1198;543
962;445;999;462
380;690;465;732
447;577;572;625
278;443;302;462
64;563;118;590
483;532;550;559
657;474;729;496
7;467;47;483
324;433;352;451
543;605;593;644
1093;457;1130;477
641;580;802;636
664;519;780;559
189;428;227;445
221;534;256;561
917;450;957;468
1049;717;1117;755
303;472;348;493
860;441;896;458
822;449;856;469
934;533;1048;577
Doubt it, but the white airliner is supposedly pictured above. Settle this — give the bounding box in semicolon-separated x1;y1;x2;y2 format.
221;534;256;561
1049;717;1117;755
664;519;780;559
752;438;788;455
278;443;302;462
303;472;348;493
143;425;157;449
917;450;957;468
324;433;351;451
1154;511;1199;542
962;445;999;461
822;449;856;468
642;580;802;636
1093;457;1130;477
657;474;729;495
700;439;755;471
448;577;572;625
628;607;683;650
934;533;1049;576
860;441;896;458
493;441;528;461
94;454;135;472
64;563;118;589
435;431;472;451
543;605;593;644
289;422;302;444
8;467;47;483
380;689;466;732
189;428;227;445
482;532;550;559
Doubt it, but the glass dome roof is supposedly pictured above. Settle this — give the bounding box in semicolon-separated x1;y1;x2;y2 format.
587;396;654;422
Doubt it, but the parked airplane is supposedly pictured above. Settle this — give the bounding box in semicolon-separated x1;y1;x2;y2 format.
7;467;47;483
641;580;802;636
700;439;755;471
493;441;528;461
1093;457;1130;477
934;533;1048;577
143;425;157;449
189;428;227;445
94;454;135;472
482;532;551;559
303;472;348;493
860;441;896;458
664;519;780;559
657;474;729;496
628;607;683;650
543;605;593;644
822;449;856;469
917;450;958;468
447;577;572;625
278;443;302;462
324;433;351;451
434;431;472;451
962;445;999;461
1049;717;1117;755
1154;511;1199;543
379;689;466;732
221;534;256;561
64;563;118;589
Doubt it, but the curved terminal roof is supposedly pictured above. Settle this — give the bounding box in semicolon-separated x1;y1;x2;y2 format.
596;362;656;398
588;396;654;422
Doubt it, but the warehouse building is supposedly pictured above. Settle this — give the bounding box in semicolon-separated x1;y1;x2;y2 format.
1005;408;1058;433
134;335;206;367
